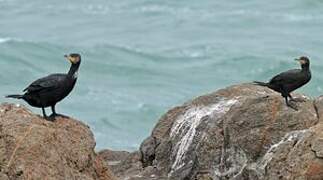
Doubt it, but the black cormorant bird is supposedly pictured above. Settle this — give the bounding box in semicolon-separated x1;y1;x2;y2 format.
254;56;311;110
6;53;81;120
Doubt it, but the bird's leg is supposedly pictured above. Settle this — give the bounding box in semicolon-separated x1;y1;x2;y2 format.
50;105;68;118
281;86;298;110
288;94;293;100
42;107;49;119
51;105;58;117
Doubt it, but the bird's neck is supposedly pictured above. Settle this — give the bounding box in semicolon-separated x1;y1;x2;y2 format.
301;64;310;72
68;63;80;79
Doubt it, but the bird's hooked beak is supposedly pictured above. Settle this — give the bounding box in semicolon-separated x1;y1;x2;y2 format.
64;54;70;61
64;54;76;64
64;54;74;64
295;58;305;65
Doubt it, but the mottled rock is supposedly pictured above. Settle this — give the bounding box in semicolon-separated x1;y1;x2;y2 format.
101;83;323;180
257;122;323;180
0;103;115;180
312;138;323;158
140;137;156;167
0;173;9;180
99;149;143;179
98;150;131;167
146;84;318;179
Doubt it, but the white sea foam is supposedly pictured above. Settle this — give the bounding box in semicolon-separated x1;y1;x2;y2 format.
136;5;191;15
0;37;11;44
169;99;238;176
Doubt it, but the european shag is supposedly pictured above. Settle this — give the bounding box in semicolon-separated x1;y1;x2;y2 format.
6;53;81;120
254;56;311;110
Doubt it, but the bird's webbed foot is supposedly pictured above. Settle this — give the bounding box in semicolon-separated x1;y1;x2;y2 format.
44;113;61;122
50;113;69;119
44;115;56;122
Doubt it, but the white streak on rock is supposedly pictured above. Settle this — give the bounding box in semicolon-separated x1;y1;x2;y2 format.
258;129;308;170
256;91;268;96
169;99;237;176
107;161;121;166
213;147;248;179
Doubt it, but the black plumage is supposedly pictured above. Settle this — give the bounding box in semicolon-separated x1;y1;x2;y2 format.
6;53;81;120
254;56;311;110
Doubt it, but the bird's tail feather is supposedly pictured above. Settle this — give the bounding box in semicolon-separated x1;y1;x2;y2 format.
253;81;269;87
5;94;23;99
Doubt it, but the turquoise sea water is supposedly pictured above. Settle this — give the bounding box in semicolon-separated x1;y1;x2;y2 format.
1;0;323;151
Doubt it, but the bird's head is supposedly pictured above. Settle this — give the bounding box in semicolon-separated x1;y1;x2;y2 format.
295;56;310;66
64;53;81;65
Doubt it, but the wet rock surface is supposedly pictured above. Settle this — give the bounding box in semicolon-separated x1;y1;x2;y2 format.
100;84;323;180
0;103;115;180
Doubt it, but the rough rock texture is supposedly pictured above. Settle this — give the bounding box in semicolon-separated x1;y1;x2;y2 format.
100;83;323;180
0;103;115;180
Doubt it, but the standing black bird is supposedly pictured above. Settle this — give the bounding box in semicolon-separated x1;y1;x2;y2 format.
254;56;311;110
6;53;81;120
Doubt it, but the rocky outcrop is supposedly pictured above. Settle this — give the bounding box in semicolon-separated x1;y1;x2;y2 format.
100;83;323;180
0;103;115;180
99;150;144;179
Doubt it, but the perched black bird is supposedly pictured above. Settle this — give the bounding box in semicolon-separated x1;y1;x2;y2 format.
254;56;311;110
6;53;81;120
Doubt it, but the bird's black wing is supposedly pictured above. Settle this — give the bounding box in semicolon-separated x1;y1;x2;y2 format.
269;69;302;84
23;74;66;93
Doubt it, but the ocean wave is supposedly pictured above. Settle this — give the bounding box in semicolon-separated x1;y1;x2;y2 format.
228;9;322;22
89;43;165;61
0;37;30;44
281;14;320;22
0;37;12;44
69;3;193;16
135;4;191;15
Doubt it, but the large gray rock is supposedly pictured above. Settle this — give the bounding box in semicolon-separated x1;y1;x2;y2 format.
101;83;323;180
